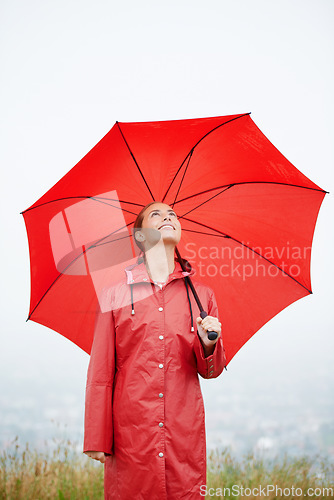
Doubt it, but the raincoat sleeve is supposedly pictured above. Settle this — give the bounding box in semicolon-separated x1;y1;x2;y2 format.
83;290;115;455
193;288;226;379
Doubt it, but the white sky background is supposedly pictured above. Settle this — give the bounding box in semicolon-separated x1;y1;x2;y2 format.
1;0;333;449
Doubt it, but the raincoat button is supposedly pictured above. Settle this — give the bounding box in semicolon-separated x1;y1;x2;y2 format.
143;278;148;281
159;335;164;340
159;452;164;458
158;307;163;311
159;363;163;368
159;393;163;398
159;422;164;427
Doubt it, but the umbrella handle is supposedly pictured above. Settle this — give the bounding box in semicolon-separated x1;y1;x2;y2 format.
200;311;218;341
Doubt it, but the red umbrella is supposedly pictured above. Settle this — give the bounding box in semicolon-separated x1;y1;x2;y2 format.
22;113;326;365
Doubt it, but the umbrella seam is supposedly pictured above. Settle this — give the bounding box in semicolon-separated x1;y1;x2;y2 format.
20;183;327;214
21;196;143;214
116;121;155;201
173;182;327;207
171;149;194;209
178;185;234;218
26;221;137;320
180;216;313;294
162;112;251;203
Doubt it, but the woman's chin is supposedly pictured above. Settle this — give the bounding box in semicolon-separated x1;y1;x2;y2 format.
161;234;180;246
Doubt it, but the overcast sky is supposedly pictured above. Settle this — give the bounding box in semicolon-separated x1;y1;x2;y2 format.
1;0;333;447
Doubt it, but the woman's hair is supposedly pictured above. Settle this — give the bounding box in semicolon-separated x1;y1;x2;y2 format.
133;201;160;252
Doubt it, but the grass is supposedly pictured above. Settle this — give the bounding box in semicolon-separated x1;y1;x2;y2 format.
0;437;104;500
0;438;333;499
206;449;334;499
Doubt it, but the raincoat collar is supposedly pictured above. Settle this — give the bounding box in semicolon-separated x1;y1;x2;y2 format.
125;258;196;332
125;259;195;286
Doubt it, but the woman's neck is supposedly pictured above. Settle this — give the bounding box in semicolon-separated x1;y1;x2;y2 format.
144;241;175;283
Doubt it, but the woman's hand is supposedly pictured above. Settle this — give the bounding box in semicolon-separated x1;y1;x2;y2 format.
196;315;221;357
84;451;106;463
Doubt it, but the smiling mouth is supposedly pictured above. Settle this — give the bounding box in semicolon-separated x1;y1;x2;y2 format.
158;224;175;230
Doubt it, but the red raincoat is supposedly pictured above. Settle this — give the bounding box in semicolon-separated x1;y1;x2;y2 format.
84;261;226;499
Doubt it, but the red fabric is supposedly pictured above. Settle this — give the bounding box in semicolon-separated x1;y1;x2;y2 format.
84;261;226;499
22;113;326;363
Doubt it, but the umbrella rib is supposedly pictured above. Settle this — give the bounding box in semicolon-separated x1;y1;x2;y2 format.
88;219;136;248
182;227;230;237
27;219;137;321
162;112;251;203
181;216;313;294
172;180;328;208
116;121;155;201
171;149;194;209
21;197;146;215
25;195;145;321
83;197;140;216
22;180;326;215
178;185;234;218
21;196;95;214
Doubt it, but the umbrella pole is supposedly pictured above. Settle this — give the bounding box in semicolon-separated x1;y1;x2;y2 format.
175;247;218;341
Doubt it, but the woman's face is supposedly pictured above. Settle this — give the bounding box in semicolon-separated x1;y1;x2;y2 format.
140;202;182;248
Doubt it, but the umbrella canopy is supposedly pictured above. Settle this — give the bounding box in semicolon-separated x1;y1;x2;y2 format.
22;113;326;364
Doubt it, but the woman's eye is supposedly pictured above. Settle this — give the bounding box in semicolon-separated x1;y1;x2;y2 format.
150;211;177;217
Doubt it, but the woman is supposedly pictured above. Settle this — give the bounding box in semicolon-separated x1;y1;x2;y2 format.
83;202;226;499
